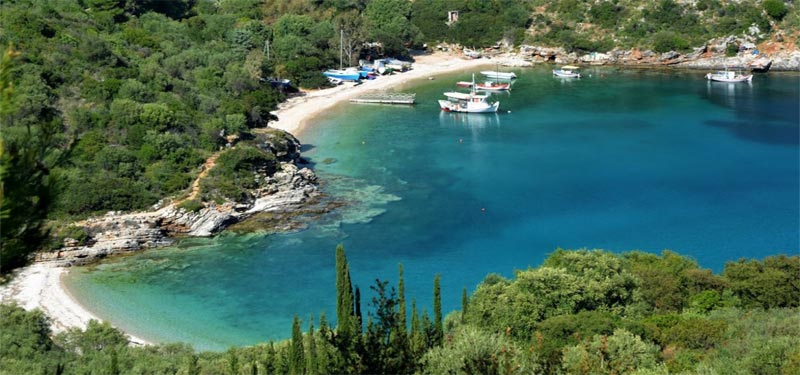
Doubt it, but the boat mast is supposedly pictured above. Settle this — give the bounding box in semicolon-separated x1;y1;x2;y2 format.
339;29;344;70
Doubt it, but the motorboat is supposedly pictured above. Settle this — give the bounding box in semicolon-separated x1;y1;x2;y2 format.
475;81;511;91
705;69;753;83
438;91;499;113
553;65;581;78
480;70;516;80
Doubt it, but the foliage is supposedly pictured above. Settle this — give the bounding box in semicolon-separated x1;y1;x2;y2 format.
561;328;661;375
176;199;204;213
1;249;799;374
723;255;800;309
763;0;789;20
0;45;69;273
200;145;277;203
420;325;540;375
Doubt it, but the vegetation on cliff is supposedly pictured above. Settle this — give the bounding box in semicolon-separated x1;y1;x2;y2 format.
2;248;797;374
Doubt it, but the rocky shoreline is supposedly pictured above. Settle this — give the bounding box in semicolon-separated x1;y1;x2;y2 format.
457;34;800;71
40;130;320;267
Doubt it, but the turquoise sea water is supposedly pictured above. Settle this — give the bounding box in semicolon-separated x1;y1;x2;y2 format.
66;67;799;351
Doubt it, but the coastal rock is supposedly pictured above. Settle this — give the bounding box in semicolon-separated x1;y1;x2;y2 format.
44;154;319;266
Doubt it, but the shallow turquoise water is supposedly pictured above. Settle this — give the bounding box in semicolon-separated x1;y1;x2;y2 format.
66;67;799;351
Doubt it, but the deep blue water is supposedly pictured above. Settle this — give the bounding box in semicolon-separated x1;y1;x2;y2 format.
66;67;799;351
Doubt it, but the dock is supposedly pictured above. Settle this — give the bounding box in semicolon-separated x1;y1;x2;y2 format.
349;93;416;105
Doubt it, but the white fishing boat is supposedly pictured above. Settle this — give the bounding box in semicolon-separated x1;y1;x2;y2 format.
475;81;511;91
553;65;581;78
480;70;516;80
455;81;474;88
705;69;753;83
438;79;500;114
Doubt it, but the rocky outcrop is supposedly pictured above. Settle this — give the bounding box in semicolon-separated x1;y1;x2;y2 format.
41;132;320;267
512;35;799;71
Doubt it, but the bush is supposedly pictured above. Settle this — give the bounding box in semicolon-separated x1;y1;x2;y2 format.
763;0;788;20
652;31;689;53
726;43;739;57
177;199;204;213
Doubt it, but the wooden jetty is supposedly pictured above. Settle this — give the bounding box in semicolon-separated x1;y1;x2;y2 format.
349;93;416;105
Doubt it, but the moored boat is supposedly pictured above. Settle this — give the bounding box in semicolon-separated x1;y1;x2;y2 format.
438;91;499;113
475;81;511;91
705;69;753;83
480;70;516;80
552;65;581;78
323;69;361;82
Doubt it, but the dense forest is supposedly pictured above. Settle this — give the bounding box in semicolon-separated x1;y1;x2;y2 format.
2;247;798;374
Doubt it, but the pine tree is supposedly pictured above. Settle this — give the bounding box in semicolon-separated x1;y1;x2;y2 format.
290;315;305;375
433;274;443;346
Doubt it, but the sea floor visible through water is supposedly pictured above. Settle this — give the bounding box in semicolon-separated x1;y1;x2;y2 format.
66;67;799;351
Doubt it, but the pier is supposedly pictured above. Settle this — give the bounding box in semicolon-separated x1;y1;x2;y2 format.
349;93;416;105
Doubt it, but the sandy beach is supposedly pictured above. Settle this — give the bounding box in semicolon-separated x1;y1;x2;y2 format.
269;51;495;137
0;263;150;345
0;52;493;347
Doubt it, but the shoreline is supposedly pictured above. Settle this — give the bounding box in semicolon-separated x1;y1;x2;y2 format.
0;52;493;347
0;263;151;346
268;52;495;137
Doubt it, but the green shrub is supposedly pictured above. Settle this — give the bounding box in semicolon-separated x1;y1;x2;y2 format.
177;199;205;213
726;43;739;57
763;0;788;20
652;31;689;53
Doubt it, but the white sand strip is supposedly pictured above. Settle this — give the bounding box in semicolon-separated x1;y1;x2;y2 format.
0;263;151;346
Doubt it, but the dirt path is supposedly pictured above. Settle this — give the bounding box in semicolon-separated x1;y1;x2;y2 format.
182;151;221;203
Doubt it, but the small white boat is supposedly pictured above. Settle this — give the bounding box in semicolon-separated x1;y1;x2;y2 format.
480;70;516;80
705;69;753;83
475;81;511;91
553;65;581;78
438;91;499;113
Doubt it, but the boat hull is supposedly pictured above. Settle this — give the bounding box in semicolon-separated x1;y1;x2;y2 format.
705;72;753;83
553;70;581;78
438;100;499;113
475;83;510;91
323;70;361;81
480;71;516;80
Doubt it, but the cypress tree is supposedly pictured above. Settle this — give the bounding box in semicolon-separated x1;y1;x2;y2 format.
335;244;354;339
398;263;407;334
290;315;305;375
461;286;469;322
355;286;363;333
307;315;318;375
433;274;443;345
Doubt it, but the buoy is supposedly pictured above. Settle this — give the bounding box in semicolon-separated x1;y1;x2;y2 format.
481;207;486;213
362;141;366;145
458;138;463;143
507;110;512;113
